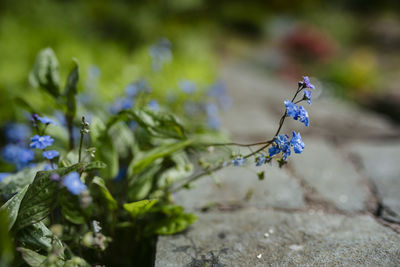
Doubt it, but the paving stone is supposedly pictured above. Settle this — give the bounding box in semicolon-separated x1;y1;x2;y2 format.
348;141;400;222
173;164;305;212
155;209;400;266
289;138;367;212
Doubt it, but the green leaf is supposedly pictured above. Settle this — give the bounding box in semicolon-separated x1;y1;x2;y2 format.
0;164;46;196
127;162;162;201
157;152;193;188
90;117;119;179
107;108;186;139
60;193;86;225
0;210;14;266
14;163;86;230
148;205;197;235
29;48;60;97
58;150;79;168
0;185;29;231
91;177;117;211
17;247;46;267
128;139;192;176
84;161;107;172
64;59;79;120
17;222;64;252
123;199;158;218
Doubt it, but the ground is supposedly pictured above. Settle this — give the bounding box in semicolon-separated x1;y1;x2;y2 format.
155;54;400;266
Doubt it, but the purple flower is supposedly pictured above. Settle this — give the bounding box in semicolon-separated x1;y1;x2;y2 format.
30;135;54;149
62;172;87;195
42;150;59;159
303;90;312;105
148;100;159;111
37;116;57;125
290;131;305;154
232;156;246;166
2;144;34;169
179;80;197;94
302;76;315;89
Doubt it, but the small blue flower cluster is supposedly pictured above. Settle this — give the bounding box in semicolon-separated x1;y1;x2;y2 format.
149;38;172;71
268;132;305;160
267;76;314;161
232;156;246;166
1;123;34;170
30;115;59;161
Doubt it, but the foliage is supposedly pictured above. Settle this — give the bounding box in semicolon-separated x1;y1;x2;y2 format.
0;45;312;266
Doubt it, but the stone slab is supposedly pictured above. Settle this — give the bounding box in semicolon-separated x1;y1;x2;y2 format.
289;138;367;212
174;164;305;211
348;141;400;222
155;209;400;266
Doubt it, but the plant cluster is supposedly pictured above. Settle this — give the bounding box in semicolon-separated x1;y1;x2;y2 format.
0;46;314;266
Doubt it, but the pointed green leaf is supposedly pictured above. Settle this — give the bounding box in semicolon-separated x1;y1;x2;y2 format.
128;139;192;176
91;177;117;210
14;163;86;230
0;210;14;266
64;59;79;119
0;185;29;230
29;48;60;97
123;199;158;218
0;164;46;196
17;247;46;267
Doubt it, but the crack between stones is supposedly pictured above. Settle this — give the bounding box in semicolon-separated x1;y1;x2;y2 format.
335;142;400;234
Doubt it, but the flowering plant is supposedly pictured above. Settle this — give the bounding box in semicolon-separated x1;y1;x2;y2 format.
0;47;313;266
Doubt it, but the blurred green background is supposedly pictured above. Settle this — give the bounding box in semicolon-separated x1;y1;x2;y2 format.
1;0;400;122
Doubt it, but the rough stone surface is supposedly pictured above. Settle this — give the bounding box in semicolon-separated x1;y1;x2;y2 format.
174;164;305;212
156;209;400;267
348;141;400;222
290;138;367;212
155;57;400;265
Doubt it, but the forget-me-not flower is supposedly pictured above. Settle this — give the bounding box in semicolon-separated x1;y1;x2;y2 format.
232;156;246;166
42;150;59;160
30;135;54;149
63;172;87;195
290;131;305;154
36;116;57;125
303;90;312;104
5;123;31;144
256;152;266;166
268;134;291;160
148;100;159;111
284;100;309;127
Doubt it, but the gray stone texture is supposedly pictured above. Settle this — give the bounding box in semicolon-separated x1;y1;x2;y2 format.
156;209;400;267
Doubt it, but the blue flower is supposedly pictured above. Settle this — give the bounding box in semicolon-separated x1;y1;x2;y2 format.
256;153;266;166
5;123;31;144
0;173;10;183
179;80;197;94
148;100;159;111
208;81;232;110
36;116;57;125
297;106;309;127
42;150;59;159
149;38;172;71
62;172;87;195
302;76;315;89
290;131;305;154
284;100;299;118
303;90;312;104
284;100;309;127
2;144;34;169
232;156;245;166
30;135;54;149
268;134;291;160
110;98;133;114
